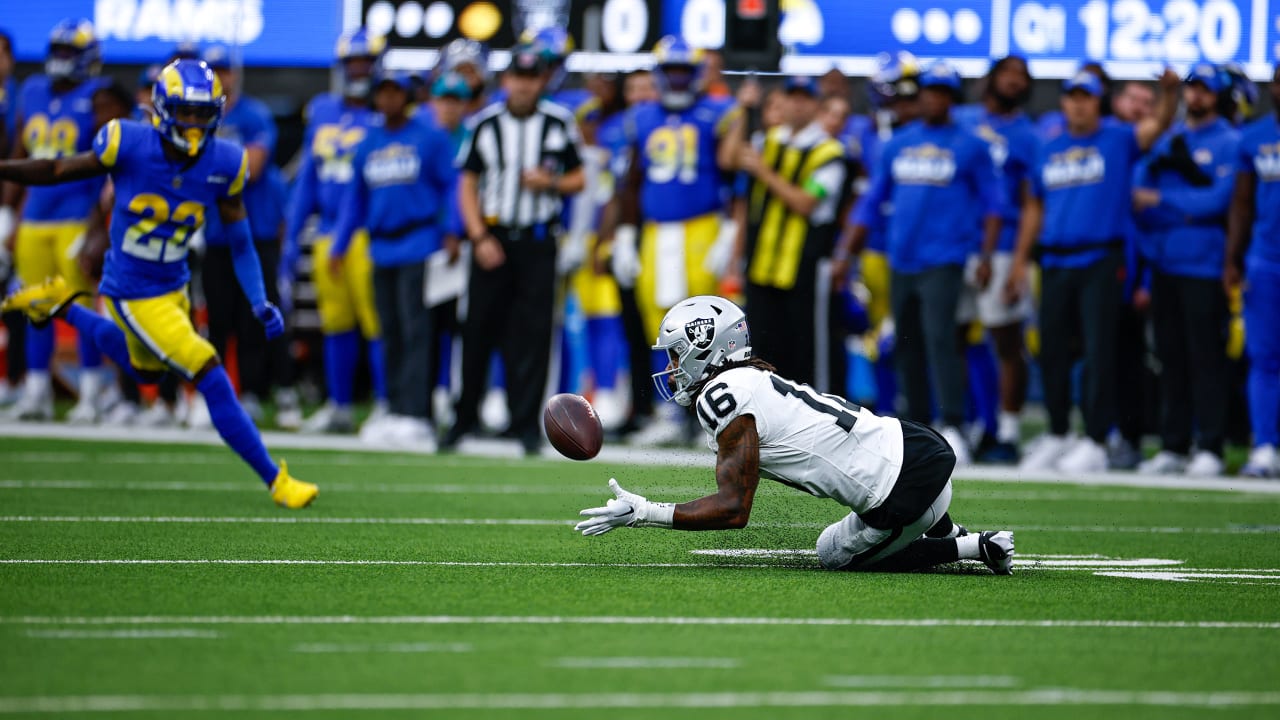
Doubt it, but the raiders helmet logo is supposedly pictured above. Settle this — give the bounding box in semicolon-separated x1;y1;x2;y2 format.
685;317;715;350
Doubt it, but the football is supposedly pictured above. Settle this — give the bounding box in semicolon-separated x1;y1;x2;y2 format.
543;393;604;461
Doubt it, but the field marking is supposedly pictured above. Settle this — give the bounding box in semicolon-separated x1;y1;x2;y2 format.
0;480;607;495
551;657;741;669
4;615;1279;630
291;642;472;654
0;559;798;569
0;516;573;527
1096;571;1280;585
5;420;1280;494
23;629;220;639
823;675;1020;689
0;689;1277;713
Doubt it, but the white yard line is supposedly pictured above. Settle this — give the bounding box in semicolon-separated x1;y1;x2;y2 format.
0;689;1276;713
0;480;605;495
0;516;573;527
551;657;741;669
823;675;1020;688
291;642;472;654
3;615;1279;630
23;629;219;639
3;421;1279;494
0;559;795;569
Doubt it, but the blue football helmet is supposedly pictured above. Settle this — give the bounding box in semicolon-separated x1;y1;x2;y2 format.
920;60;962;98
151;60;226;158
868;51;921;108
45;19;100;84
523;26;573;92
1219;62;1258;124
652;36;704;111
438;38;491;89
335;28;387;99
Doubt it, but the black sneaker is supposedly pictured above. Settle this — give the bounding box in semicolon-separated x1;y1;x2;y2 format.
978;530;1015;575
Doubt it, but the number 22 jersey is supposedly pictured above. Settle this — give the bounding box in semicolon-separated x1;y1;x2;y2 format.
93;118;249;299
694;366;904;515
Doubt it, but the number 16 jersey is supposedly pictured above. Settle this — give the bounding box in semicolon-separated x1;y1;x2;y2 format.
93;118;249;300
694;366;904;515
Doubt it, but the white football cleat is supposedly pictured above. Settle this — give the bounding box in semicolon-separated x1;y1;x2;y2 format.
1185;450;1224;477
186;394;213;430
1138;450;1188;475
978;530;1015;575
300;401;354;434
940;425;972;466
0;379;17;407
240;393;264;424
1240;445;1277;479
103;400;140;426
390;416;436;451
592;388;628;432
135;401;178;428
4;372;53;421
1018;434;1070;472
1055;438;1108;474
432;386;455;428
479;388;509;434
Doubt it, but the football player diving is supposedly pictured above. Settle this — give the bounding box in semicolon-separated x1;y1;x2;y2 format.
575;295;1016;574
0;59;318;509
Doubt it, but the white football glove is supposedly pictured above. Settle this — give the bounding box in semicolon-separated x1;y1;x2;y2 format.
610;225;641;289
575;478;674;535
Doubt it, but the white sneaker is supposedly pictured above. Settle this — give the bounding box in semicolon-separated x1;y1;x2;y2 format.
5;373;53;421
274;388;302;430
940;425;972;466
0;379;17;407
186;394;213;430
300;401;354;434
104;400;140;426
1185;450;1224;477
1138;450;1188;475
1055;438;1108;474
591;388;627;432
389;416;436;450
67;368;105;424
1241;445;1277;478
135;401;178;428
479;388;509;434
1018;434;1070;472
358;413;392;443
240;393;264;424
432;386;455;428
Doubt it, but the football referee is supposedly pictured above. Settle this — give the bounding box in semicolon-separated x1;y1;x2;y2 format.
446;46;585;455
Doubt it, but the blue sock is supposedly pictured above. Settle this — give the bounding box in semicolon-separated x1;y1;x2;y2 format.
65;305;141;381
587;316;623;390
197;366;278;485
324;331;359;406
966;341;999;435
489;353;505;389
26;323;54;372
367;338;387;401
1249;363;1280;447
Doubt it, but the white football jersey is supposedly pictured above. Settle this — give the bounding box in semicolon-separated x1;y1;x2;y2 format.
693;366;904;514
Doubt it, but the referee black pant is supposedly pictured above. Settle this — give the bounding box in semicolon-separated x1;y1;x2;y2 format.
202;241;295;399
1150;271;1229;456
454;229;557;443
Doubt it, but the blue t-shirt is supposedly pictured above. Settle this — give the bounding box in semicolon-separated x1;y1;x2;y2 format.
843;116;891;253
956;106;1038;252
627;97;739;223
1132;118;1239;279
853;120;1004;273
206;95;279;244
1031;122;1140;268
93;119;248;299
334;117;457;267
1238;115;1280;271
17;75;108;221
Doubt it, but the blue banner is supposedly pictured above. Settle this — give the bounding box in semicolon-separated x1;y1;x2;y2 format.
4;1;340;67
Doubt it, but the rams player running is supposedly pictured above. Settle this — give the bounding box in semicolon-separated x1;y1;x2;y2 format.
576;295;1015;575
0;59;318;509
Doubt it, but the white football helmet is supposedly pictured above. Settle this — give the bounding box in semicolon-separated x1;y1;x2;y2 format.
652;296;753;406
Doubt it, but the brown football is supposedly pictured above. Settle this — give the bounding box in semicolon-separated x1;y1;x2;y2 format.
543;393;603;461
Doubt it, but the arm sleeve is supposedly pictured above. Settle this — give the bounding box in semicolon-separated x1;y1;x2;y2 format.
282;149;316;272
330;144;367;258
224;149;250;199
92;119;124;169
227;216;268;309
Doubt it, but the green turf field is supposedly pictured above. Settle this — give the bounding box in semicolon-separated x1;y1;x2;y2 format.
0;436;1278;718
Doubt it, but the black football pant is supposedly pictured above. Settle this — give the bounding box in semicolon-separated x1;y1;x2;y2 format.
1150;272;1229;456
202;241;294;398
374;261;432;420
454;231;557;442
890;264;966;428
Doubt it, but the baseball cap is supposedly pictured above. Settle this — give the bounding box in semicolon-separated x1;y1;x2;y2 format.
432;70;472;99
1184;61;1226;92
1062;71;1103;97
508;45;547;75
784;75;818;96
919;61;961;91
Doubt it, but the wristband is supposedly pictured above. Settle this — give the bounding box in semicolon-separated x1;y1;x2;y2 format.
629;500;675;529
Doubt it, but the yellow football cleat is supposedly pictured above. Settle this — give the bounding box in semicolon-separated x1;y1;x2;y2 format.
0;276;84;326
269;461;318;509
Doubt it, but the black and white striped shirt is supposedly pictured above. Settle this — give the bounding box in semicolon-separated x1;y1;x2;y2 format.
461;100;584;230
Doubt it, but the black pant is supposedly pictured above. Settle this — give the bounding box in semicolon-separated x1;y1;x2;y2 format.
428;298;459;423
201;242;294;397
615;283;653;424
747;255;845;394
1151;272;1229;456
455;231;557;441
374;261;433;420
1039;250;1123;442
1114;301;1151;446
890;264;966;427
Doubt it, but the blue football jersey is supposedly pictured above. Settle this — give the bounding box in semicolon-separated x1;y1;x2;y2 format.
17;75;107;221
627;96;739;223
93;119;248;299
1239;115;1280;269
288;94;377;236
